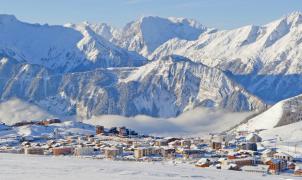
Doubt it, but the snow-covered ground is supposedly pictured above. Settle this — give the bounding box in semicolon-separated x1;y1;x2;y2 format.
259;121;302;155
0;153;299;180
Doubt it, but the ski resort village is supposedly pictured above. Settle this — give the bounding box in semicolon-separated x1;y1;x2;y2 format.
0;118;301;178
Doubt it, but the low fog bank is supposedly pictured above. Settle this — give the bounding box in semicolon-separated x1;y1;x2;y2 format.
0;98;55;125
0;98;252;136
83;108;252;137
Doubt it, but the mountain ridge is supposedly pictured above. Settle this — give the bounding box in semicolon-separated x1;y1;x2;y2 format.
1;13;302;121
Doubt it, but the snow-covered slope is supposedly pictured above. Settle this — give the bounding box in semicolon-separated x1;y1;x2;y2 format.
4;13;302;120
151;12;302;103
235;94;302;132
117;55;265;116
81;22;119;42
0;55;265;118
0;14;146;73
259;121;302;144
92;16;208;57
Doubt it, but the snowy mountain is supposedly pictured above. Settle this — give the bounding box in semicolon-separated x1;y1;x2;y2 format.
3;13;302;121
0;14;146;73
86;16;208;57
0;55;265;118
150;12;302;103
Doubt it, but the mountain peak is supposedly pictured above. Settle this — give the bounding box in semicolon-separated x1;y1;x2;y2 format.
137;16;205;29
138;15;161;22
0;14;18;24
286;11;302;24
119;16;207;56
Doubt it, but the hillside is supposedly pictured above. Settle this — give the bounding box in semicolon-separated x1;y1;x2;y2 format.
235;94;302;132
150;12;302;103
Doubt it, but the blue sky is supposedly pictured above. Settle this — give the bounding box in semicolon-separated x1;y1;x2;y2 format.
0;0;302;29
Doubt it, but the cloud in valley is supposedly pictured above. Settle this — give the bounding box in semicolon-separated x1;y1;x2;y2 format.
83;108;252;137
0;98;54;125
0;99;252;136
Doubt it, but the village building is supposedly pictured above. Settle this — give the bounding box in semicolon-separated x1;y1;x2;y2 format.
195;158;211;168
134;147;155;159
96;126;104;135
36;119;61;126
154;139;168;146
223;157;256;168
24;147;44;155
182;149;204;159
52;146;73;156
264;158;287;174
180;140;191;148
288;162;296;170
238;142;257;151
261;148;277;158
241;165;269;174
246;133;262;143
294;166;302;176
273;152;294;161
164;137;180;143
168;140;181;148
237;131;249;136
74;147;96;156
118;127;128;137
228;163;240;171
211;142;222;150
161;147;176;158
104;147;120;158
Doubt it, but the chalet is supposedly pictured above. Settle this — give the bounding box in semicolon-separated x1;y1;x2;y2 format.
241;165;269;174
237;131;249;136
211;142;222;150
264;158;287;174
238;142;257;151
182;149;204;159
223;157;256;168
161;147;176;158
273;152;293;162
261;148;276;158
154;139;168;147
96;126;104;135
52;146;73;156
24;147;44;155
180;140;191;148
104;147;120;158
288;162;296;170
246;133;262;143
168;140;181;148
74;147;96;156
294;166;302;176
164;137;181;143
195;158;211;168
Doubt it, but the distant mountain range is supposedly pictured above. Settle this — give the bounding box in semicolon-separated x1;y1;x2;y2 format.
1;12;302;126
